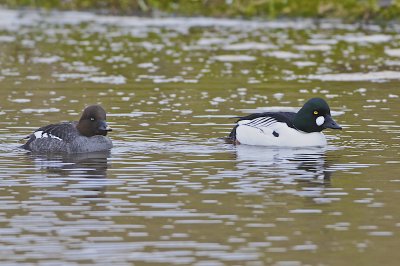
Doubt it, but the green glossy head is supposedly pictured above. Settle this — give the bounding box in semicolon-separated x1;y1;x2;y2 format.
293;98;342;133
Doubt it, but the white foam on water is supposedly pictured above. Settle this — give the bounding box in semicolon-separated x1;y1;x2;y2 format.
197;38;230;46
53;73;90;81
337;34;392;43
293;61;316;67
295;44;331;51
223;42;276;51
308;71;400;81
21;108;60;113
0;9;314;31
9;98;31;103
83;75;126;84
0;35;15;42
308;38;338;45
289;209;322;214
32;56;62;64
266;51;303;59
213;55;256;62
384;60;400;66
385;48;400;57
137;62;156;69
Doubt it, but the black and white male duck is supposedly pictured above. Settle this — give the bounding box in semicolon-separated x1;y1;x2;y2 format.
21;105;112;153
228;98;342;147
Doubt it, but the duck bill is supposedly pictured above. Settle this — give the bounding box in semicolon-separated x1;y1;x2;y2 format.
98;120;112;134
323;115;342;130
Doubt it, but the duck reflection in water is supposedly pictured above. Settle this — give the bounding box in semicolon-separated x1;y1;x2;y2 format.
234;145;334;184
27;151;111;195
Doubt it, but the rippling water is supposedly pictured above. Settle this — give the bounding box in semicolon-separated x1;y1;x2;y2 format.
0;9;399;265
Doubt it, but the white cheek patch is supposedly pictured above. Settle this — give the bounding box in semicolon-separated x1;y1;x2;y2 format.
316;116;325;126
34;131;62;141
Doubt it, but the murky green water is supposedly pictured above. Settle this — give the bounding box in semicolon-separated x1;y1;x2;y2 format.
0;9;399;265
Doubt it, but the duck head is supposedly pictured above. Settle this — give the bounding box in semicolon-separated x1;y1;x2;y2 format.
293;98;342;133
76;105;112;137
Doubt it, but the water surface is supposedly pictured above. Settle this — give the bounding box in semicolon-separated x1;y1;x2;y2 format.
0;9;399;265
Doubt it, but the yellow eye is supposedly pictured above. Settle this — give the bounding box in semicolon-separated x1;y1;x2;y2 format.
314;111;318;115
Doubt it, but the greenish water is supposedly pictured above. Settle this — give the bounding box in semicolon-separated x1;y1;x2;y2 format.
0;9;399;265
3;0;400;21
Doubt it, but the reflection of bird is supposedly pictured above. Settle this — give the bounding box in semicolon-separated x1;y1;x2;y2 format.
234;145;332;182
21;105;112;153
228;98;341;147
28;151;111;197
31;151;110;179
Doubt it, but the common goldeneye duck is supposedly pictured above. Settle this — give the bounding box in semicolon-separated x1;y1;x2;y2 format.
21;105;113;153
228;97;342;147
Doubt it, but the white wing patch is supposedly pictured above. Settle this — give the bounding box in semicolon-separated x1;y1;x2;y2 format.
34;131;63;141
238;117;278;130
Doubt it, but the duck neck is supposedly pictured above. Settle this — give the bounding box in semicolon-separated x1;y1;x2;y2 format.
76;120;93;137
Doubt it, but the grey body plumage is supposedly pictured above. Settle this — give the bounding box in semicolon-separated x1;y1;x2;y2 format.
21;105;112;154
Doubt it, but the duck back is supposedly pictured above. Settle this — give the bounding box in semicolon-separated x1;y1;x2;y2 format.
22;122;112;153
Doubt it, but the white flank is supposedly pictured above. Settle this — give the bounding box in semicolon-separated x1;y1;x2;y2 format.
34;131;62;141
236;122;327;147
316;116;325;126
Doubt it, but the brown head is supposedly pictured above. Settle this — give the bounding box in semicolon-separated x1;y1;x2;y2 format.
76;105;112;137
